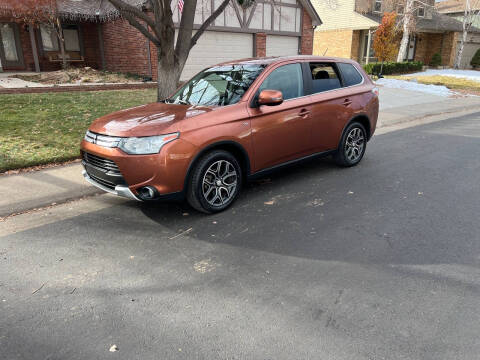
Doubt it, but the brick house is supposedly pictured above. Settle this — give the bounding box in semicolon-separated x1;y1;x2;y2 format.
437;0;480;68
0;0;321;80
310;0;473;67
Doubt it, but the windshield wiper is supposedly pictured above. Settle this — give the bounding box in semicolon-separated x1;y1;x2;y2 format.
176;99;190;105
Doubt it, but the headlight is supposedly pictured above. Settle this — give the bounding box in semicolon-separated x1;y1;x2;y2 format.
118;133;179;155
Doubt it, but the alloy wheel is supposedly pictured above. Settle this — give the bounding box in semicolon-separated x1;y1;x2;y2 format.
202;160;238;206
344;127;365;162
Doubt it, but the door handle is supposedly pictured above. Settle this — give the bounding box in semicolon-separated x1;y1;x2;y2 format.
343;99;352;107
299;108;310;117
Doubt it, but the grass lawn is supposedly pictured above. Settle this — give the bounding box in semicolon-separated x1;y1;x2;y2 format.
387;75;480;92
0;89;157;172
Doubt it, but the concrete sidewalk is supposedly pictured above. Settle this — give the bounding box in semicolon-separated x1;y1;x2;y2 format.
1;91;480;218
377;85;480;126
0;163;101;218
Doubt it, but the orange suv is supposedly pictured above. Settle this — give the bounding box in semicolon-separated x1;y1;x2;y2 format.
81;56;379;213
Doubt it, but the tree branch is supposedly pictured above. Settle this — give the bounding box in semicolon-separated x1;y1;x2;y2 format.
107;0;157;29
123;11;161;47
190;0;230;50
175;0;198;61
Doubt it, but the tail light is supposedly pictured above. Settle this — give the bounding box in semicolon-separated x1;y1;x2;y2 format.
372;87;379;96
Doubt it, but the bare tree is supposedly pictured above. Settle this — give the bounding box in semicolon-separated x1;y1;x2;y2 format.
384;0;433;61
454;0;480;68
396;0;414;61
106;0;255;100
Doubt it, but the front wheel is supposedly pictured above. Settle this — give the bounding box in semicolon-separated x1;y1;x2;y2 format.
187;150;242;213
334;122;367;167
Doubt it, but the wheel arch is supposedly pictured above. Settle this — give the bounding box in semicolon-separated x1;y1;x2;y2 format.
347;114;372;140
183;140;252;191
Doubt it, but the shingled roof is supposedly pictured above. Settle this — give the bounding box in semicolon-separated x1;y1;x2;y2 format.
58;0;147;21
363;11;477;32
436;0;480;14
0;0;147;21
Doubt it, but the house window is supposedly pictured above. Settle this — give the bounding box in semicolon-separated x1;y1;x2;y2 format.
416;5;425;17
63;25;80;51
374;0;382;13
40;25;59;51
397;4;404;14
1;23;19;62
40;24;80;52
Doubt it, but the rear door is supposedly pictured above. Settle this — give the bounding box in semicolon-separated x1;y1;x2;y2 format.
306;61;353;152
248;62;313;171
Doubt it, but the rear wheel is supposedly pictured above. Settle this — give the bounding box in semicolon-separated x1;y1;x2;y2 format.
187;150;242;213
334;122;367;167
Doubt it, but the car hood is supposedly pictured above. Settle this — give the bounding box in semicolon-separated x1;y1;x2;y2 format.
89;102;214;137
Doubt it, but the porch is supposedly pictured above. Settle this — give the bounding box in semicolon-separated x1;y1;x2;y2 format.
0;19;103;73
355;29;458;67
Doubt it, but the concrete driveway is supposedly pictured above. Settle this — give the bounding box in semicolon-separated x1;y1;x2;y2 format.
1;111;480;359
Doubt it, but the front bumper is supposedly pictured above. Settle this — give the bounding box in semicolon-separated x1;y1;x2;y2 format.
80;137;196;199
82;170;140;201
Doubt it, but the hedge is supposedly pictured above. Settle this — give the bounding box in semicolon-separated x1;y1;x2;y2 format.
471;48;480;68
430;53;442;67
363;61;424;75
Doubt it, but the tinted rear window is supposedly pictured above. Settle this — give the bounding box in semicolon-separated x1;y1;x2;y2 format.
309;63;342;94
338;63;363;87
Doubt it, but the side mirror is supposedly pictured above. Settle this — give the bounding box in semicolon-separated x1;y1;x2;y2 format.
257;90;283;106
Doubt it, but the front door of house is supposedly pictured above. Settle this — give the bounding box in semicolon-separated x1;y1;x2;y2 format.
407;35;416;61
0;23;24;70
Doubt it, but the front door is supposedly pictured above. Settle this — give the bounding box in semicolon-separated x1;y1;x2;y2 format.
248;63;313;171
0;23;24;70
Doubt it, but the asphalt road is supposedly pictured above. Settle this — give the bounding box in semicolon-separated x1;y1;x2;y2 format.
1;112;480;360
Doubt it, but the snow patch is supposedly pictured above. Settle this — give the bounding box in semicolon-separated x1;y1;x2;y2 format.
375;78;453;97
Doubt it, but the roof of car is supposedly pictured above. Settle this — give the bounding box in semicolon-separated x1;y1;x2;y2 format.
217;56;356;66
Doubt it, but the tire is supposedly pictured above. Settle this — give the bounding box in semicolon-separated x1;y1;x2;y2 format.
186;150;242;214
334;121;367;167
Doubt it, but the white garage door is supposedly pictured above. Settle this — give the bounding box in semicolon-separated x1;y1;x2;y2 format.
457;42;480;69
181;31;253;80
266;35;299;57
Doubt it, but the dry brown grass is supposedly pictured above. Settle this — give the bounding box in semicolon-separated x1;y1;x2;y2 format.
387;75;480;92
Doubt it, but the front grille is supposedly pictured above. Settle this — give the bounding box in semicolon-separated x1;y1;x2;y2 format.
84;130;122;148
82;151;128;190
83;152;121;175
89;172;116;190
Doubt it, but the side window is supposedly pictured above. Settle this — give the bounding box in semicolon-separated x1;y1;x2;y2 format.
258;63;303;101
338;63;363;87
309;63;342;93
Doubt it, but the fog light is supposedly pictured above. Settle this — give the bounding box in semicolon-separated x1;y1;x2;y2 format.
137;186;159;200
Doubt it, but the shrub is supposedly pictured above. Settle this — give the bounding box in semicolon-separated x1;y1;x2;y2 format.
471;49;480;68
430;53;442;67
363;61;424;75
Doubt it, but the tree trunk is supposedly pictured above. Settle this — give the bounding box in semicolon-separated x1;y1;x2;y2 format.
397;0;413;62
56;18;67;70
156;46;182;101
455;30;468;69
455;2;470;69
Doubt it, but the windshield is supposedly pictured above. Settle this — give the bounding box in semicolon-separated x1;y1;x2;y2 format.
166;64;266;106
